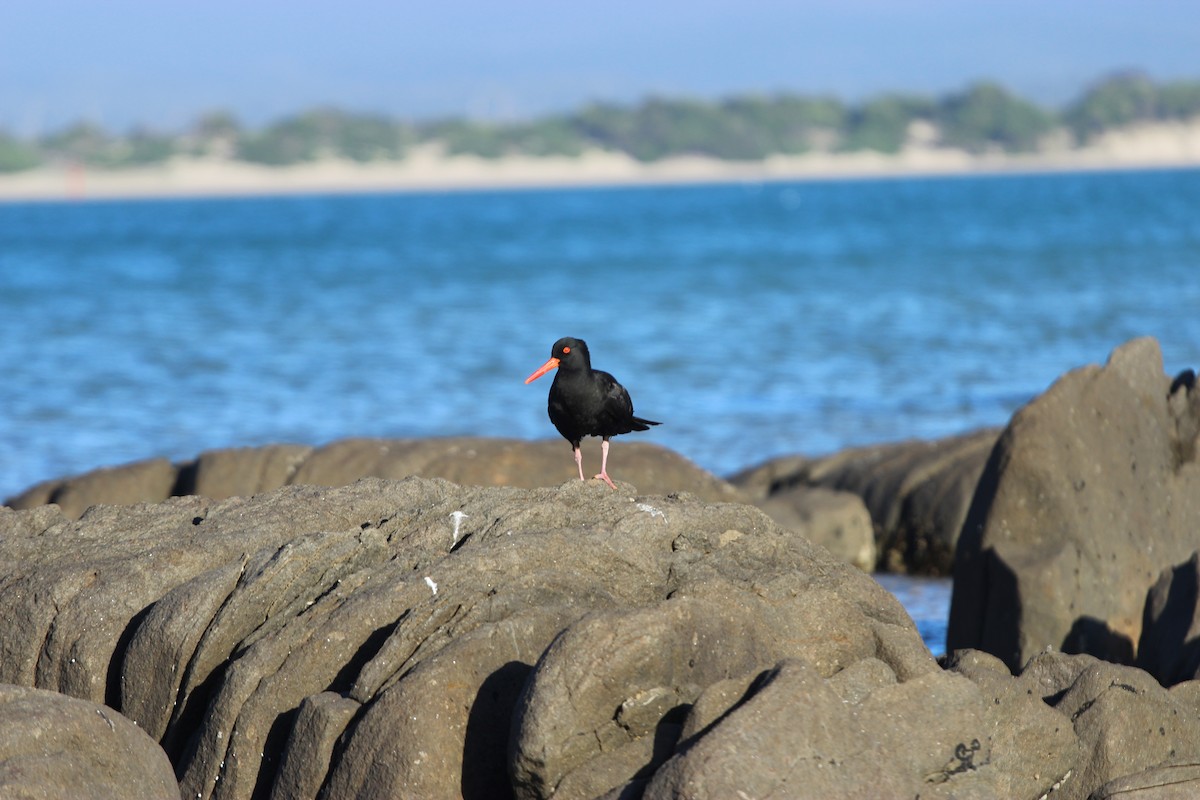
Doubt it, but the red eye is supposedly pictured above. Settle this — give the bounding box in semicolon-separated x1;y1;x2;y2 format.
562;346;571;354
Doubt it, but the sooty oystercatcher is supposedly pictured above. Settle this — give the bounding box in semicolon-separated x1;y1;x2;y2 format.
525;337;661;490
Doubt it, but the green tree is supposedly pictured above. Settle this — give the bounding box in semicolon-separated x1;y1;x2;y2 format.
237;108;408;165
504;117;587;157
937;82;1056;153
1156;80;1200;120
0;132;41;172
331;113;410;161
1065;72;1159;139
421;119;508;158
841;94;935;153
120;128;176;165
188;111;241;157
718;94;846;155
39;122;119;166
194;110;241;138
570;97;767;161
570;102;638;153
628;97;764;160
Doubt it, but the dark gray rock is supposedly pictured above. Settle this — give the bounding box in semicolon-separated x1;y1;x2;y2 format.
10;468;1200;799
754;485;876;570
272;481;903;799
5;457;178;519
289;437;745;501
1091;759;1200;799
7;435;969;572
509;590;931;800
640;651;1075;800
1;477;912;799
1168;368;1200;465
942;649;1086;797
180;443;314;499
731;428;999;574
1014;649;1105;702
723;453;812;498
944;649;1200;800
4;437;746;518
269;692;361;800
948;338;1200;671
0;483;412;708
941;649;1200;800
0;684;178;800
1056;661;1200;800
1138;552;1200;686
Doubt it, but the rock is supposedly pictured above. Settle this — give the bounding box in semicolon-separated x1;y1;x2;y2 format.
10;470;1200;799
290;437;745;502
1091;759;1200;799
1013;649;1104;701
268;692;360;800
639;651;1075;800
0;477;913;799
5;458;178;519
509;591;933;800
1169;368;1200;465
3;476;57;508
0;483;418;705
731;428;999;574
754;486;876;571
4;437;745;518
1137;552;1200;686
0;684;178;800
948;338;1200;671
882;430;1000;574
178;443;314;499
321;609;570;800
943;649;1200;800
724;453;812;499
1056;661;1200;799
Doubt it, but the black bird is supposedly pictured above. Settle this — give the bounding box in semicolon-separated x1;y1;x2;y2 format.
525;337;661;489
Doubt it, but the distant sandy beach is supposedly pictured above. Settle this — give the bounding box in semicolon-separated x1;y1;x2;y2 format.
2;119;1200;202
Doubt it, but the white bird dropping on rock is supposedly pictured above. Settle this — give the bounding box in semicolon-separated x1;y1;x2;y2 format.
636;502;666;522
450;510;468;545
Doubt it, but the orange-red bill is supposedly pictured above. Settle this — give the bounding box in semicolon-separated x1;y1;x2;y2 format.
524;357;560;384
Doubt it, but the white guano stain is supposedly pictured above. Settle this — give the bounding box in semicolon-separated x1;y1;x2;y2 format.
450;510;468;545
636;502;666;522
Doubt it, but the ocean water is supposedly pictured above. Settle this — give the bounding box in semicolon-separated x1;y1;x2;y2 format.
874;574;953;656
3;169;1200;654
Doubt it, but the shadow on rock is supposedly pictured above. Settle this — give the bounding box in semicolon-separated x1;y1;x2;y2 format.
461;661;530;800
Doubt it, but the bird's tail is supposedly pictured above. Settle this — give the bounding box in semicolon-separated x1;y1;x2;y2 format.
630;416;662;431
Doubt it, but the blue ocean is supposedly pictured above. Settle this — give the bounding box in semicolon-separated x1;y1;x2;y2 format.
3;169;1200;653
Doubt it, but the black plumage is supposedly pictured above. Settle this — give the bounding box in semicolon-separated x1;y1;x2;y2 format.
525;337;660;489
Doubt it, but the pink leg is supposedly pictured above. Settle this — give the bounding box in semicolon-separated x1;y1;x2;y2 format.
594;438;617;490
573;445;585;481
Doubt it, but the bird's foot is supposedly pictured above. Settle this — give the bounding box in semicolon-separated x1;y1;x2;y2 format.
594;472;617;490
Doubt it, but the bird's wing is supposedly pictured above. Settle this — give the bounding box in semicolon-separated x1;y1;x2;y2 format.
596;371;635;418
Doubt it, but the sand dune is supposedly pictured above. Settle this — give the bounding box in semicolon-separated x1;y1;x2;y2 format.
2;119;1199;202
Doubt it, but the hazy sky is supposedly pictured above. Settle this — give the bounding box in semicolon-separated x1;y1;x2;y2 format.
2;0;1197;133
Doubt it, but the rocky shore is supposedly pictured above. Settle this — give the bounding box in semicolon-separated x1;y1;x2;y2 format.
2;336;1198;798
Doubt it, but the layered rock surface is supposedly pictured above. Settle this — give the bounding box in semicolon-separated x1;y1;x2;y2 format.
6;472;1198;799
5;438;744;517
948;338;1200;670
0;684;179;800
732;427;999;573
1;477;931;799
4;437;888;571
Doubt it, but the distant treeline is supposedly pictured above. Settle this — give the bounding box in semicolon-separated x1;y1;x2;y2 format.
2;72;1200;172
